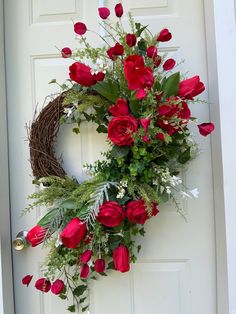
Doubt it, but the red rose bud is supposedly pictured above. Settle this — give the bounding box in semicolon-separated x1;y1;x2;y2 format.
178;75;205;100
156;133;165;141
93;71;105;82
26;225;47;247
140;117;151;132
74;22;87;35
22;275;33;287
108;115;138;146
126;199;159;225
163;58;176;71
51;279;65;295
115;3;123;17
35;278;51;293
198;122;215;136
109;98;129;116
80;264;90;279
81;249;92;264
126;33;137;47
98;7;110;19
69;62;97;87
60;217;87;249
113;245;130;273
94;259;106;273
61;47;72;58
135;89;147;100
146;46;158;58
107;43;124;61
97;201;125;227
157;28;172;42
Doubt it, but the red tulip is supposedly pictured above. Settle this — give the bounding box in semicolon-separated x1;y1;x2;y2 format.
163;58;176;71
94;259;106;273
26;225;47;247
81;250;92;264
35;278;51;293
115;3;123;17
126;34;137;47
113;244;130;273
51;279;65;295
22;275;33;287
80;264;90;279
146;46;158;58
60;217;87;249
74;22;87;35
178;75;205;99
198;122;215;136
98;7;110;19
61;47;72;58
156;28;172;42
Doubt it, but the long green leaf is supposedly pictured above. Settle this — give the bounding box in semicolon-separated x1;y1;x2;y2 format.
162;72;180;98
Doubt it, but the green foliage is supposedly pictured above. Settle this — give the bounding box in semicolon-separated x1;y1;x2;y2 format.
162;72;180;98
92;80;120;102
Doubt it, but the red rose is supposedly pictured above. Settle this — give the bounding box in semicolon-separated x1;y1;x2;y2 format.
94;259;106;273
69;62;97;87
124;55;154;90
113;245;130;273
61;47;72;58
198;122;215;136
115;3;123;17
93;71;105;82
109;98;129;116
135;89;147;100
163;58;176;71
74;22;87;35
26;225;47;247
178;75;205;100
146;46;158;58
35;278;51;293
98;7;110;19
108;115;138;146
22;275;33;287
126;199;159;224
60;217;87;249
80;264;90;279
107;43;124;61
81;249;92;264
157;28;172;42
96;201;125;227
140;117;151;132
51;279;65;295
126;34;137;47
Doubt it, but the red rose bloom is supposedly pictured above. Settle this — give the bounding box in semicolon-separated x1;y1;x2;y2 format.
108;98;129;116
81;249;92;264
115;3;123;17
26;225;47;247
35;278;51;293
74;22;87;35
69;62;97;87
163;58;176;71
94;259;106;273
61;47;72;58
126;199;159;224
51;279;65;295
96;201;125;227
107;43;124;61
93;71;105;82
198;122;215;136
98;7;110;19
146;46;158;58
157;28;172;42
124;55;154;90
135;89;147;100
108;115;138;146
80;264;90;279
126;33;137;47
113;245;130;273
178;75;205;100
22;275;33;287
60;217;87;249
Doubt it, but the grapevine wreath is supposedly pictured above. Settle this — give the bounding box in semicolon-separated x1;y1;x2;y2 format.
18;3;215;313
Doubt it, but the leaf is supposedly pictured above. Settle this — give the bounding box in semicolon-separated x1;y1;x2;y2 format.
60;199;77;210
96;125;107;133
49;79;57;84
82;306;89;312
37;208;59;228
137;39;147;54
111;145;129;158
80;297;87;304
92;80;120;102
162;72;180;98
59;294;67;300
67;305;76;312
129;99;139;115
73;285;87;297
72;127;80;134
178;147;191;164
135;23;148;37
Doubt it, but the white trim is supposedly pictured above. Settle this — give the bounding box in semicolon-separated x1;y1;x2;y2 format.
204;0;236;313
0;0;15;313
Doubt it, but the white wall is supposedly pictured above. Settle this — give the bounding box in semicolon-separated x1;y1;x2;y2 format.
0;0;15;313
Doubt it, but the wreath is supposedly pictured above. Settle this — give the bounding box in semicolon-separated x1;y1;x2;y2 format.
17;3;215;313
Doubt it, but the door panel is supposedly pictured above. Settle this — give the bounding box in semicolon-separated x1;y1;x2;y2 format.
5;0;216;313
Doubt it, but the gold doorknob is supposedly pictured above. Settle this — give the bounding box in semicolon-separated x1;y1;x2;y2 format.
13;231;29;251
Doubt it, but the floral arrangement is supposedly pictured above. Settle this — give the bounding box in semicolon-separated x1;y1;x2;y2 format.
19;3;214;313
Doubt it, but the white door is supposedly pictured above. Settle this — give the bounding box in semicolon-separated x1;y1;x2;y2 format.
5;0;216;313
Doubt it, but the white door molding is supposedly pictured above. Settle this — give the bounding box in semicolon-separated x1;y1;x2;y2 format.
0;0;15;313
204;0;236;313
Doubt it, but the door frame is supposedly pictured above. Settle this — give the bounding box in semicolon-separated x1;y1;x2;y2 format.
0;0;235;313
